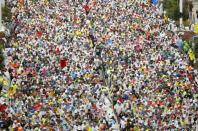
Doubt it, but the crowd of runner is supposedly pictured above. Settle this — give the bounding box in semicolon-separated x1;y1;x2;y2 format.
0;0;197;130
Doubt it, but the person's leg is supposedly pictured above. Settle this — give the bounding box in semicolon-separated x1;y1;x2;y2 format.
0;84;2;94
86;11;89;15
189;60;194;66
86;0;90;4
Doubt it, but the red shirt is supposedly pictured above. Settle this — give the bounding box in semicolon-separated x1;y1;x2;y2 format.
36;32;42;38
32;103;42;110
83;5;91;12
60;59;68;69
0;104;7;112
188;74;193;81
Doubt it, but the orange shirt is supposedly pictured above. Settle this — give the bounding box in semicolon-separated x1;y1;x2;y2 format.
17;126;23;131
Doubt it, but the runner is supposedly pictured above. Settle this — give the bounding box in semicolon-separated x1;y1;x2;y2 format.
0;0;197;130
